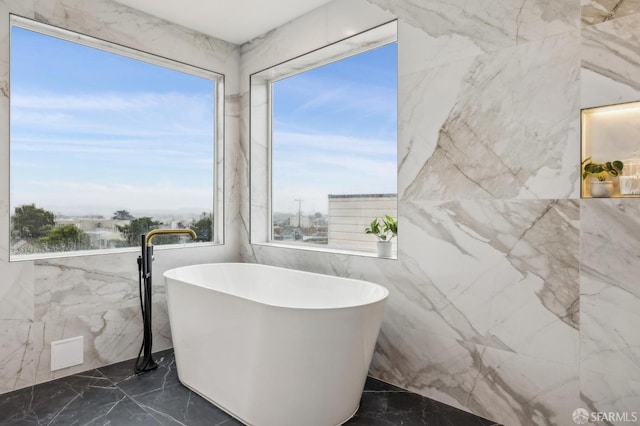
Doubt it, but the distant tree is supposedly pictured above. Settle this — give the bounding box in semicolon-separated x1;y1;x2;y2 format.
112;210;134;220
117;217;161;246
11;204;55;242
38;224;92;252
190;214;213;242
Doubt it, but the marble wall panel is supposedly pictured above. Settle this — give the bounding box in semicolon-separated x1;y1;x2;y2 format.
32;302;170;384
417;199;579;362
401;31;580;201
33;244;237;323
581;0;640;26
581;370;640;424
0;321;36;394
580;199;640;382
0;261;34;321
581;13;640;108
371;322;580;426
370;0;579;60
34;253;140;322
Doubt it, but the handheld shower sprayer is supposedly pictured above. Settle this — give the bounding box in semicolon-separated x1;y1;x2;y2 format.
135;229;197;374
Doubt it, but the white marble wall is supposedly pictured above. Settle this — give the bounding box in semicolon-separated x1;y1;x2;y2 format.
239;0;639;425
0;0;241;394
581;10;640;108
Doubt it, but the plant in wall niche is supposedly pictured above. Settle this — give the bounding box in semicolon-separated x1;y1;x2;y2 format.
582;157;623;180
582;157;623;198
365;215;397;258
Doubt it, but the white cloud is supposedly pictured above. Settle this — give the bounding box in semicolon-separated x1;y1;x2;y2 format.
11;90;214;138
275;75;396;119
12;91;211;112
270;132;397;213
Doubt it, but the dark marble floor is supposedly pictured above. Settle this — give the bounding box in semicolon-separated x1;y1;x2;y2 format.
0;349;499;425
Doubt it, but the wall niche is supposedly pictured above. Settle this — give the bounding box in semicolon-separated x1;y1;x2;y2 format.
581;101;640;198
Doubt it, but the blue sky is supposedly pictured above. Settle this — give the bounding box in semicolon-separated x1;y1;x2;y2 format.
10;26;215;217
272;42;397;214
10;26;397;218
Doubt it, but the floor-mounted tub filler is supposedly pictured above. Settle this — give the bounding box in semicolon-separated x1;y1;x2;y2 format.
164;263;389;426
135;229;197;374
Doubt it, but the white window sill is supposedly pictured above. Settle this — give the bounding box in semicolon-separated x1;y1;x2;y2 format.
9;241;221;262
252;241;398;260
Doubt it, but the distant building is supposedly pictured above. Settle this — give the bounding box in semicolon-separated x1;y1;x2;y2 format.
327;194;397;252
57;218;128;249
288;213;310;228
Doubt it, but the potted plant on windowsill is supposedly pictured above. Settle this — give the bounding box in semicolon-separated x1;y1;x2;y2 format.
365;215;397;258
582;157;623;198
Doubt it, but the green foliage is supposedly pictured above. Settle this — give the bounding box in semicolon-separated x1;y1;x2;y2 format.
112;210;135;220
117;217;161;246
365;215;398;241
582;157;623;181
190;214;213;242
38;224;91;252
11;204;55;242
151;233;182;245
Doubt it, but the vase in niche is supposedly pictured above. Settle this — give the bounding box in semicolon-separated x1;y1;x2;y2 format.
590;181;613;198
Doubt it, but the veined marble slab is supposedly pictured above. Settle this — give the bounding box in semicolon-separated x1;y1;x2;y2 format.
581;12;640;108
581;370;640;424
400;31;580;200
371;322;579;426
0;321;36;394
399;199;579;362
581;0;640;26
0;261;34;321
34;254;141;322
372;0;578;59
580;199;640;382
32;302;171;384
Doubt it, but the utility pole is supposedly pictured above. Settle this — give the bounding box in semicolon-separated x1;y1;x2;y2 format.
294;199;303;228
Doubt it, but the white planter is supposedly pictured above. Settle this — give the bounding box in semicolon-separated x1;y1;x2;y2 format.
376;241;392;258
590;181;614;198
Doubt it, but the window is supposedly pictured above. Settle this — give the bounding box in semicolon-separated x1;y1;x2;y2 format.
251;21;397;256
9;16;223;258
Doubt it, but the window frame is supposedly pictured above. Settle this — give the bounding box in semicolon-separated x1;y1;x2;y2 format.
9;15;225;260
249;20;398;257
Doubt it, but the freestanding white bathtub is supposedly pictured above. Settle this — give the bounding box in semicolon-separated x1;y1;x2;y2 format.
163;262;388;426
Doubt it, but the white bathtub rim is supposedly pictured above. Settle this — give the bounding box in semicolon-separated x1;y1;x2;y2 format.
163;262;389;310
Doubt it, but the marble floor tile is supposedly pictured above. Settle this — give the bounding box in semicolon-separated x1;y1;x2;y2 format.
348;379;500;425
0;349;499;426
